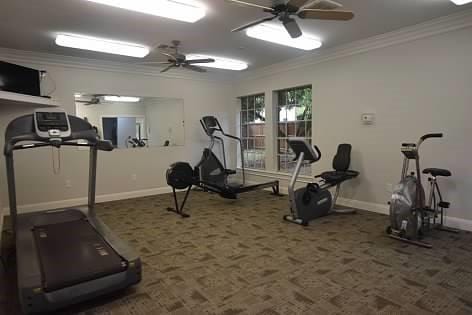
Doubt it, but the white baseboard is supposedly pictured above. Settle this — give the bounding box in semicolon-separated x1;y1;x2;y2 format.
2;186;172;215
337;197;472;232
337;197;389;215
264;182;472;232
4;183;472;232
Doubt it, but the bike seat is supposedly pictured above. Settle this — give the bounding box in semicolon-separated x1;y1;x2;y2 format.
422;168;451;177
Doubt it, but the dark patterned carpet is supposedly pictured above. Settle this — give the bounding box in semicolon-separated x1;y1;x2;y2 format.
1;190;472;314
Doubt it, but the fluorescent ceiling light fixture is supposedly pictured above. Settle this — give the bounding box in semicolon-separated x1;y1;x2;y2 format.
56;34;149;58
186;54;248;71
450;0;472;4
74;93;82;98
104;96;141;102
246;23;322;51
86;0;206;23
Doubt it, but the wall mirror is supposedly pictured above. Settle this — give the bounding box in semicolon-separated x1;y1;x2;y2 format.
75;94;184;148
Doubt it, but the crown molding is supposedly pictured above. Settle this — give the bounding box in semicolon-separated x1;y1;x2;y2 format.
0;47;235;84
238;8;472;81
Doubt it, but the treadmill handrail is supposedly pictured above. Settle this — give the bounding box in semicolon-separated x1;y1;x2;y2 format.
5;138;113;155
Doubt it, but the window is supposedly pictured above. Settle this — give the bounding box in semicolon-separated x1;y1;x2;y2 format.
240;93;266;170
276;85;312;175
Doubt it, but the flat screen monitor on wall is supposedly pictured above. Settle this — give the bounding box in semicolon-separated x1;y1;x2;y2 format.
0;61;41;96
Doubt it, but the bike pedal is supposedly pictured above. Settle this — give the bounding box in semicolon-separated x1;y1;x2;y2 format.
438;201;450;208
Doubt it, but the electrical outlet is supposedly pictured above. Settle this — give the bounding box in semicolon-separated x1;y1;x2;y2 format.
65;180;72;188
386;183;393;193
131;174;137;181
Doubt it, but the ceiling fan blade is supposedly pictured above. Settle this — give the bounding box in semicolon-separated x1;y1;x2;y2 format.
298;9;354;20
302;0;342;10
159;52;177;61
186;58;215;64
225;0;274;11
286;0;309;10
161;64;176;73
282;17;302;38
183;64;207;73
232;16;277;33
136;61;173;65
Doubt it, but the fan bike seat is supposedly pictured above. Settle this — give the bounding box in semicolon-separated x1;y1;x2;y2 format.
422;168;451;177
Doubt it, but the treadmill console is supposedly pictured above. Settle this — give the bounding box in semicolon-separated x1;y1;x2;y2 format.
34;109;71;139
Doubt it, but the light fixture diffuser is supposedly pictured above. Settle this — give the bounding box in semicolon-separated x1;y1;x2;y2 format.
246;23;322;51
186;54;248;71
56;34;149;57
450;0;472;4
104;96;141;102
86;0;206;23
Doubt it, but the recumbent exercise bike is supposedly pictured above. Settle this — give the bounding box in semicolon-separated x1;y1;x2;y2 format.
284;139;359;226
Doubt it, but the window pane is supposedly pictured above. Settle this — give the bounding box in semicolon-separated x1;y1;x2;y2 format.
241;110;247;124
286;106;296;122
296;105;308;121
278;123;287;137
241;97;247;110
255;137;265;149
288;90;296;105
255;95;264;109
248;96;255;110
248;124;257;137
241;125;248;138
278;139;287;154
248;110;255;123
248;138;255;150
255;107;265;122
255;124;264;136
296;122;306;137
306;121;312;137
287;122;296;137
242;139;248;151
278;106;287;122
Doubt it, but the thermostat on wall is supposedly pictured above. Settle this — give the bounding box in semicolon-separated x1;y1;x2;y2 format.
361;113;375;125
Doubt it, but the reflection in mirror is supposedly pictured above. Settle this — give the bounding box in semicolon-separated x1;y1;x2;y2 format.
74;94;184;148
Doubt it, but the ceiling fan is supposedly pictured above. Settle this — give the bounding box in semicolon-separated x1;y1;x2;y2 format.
138;40;215;73
227;0;354;38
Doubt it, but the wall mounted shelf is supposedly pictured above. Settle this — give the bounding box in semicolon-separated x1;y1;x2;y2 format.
0;91;59;107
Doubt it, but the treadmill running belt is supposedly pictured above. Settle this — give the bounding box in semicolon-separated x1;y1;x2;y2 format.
33;219;126;292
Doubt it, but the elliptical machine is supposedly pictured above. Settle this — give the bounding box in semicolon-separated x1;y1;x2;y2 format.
284;139;359;226
386;133;458;248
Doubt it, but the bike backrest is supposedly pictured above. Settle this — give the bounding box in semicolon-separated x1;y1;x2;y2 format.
333;144;352;172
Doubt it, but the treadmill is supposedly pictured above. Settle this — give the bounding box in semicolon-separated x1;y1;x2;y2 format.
4;109;141;314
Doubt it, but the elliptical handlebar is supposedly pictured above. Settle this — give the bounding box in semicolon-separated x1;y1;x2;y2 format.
312;145;322;162
420;133;443;141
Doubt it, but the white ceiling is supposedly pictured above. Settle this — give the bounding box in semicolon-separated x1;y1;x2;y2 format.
0;0;469;70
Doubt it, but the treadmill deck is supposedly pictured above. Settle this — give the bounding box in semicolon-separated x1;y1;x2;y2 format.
33;218;126;292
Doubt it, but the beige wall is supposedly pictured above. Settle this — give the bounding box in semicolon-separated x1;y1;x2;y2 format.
1;19;471;226
144;98;185;147
235;26;472;221
0;61;234;210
